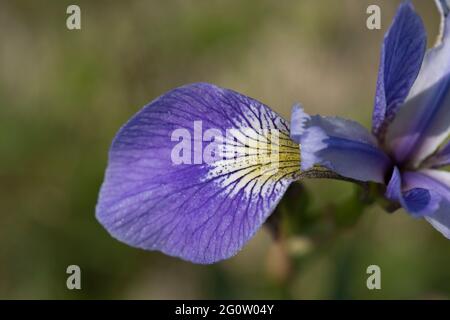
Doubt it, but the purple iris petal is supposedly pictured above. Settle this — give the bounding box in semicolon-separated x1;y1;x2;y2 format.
290;103;310;142
386;73;450;167
401;169;450;238
408;0;450;99
372;0;426;139
96;83;301;264
291;105;392;183
386;1;450;167
385;167;440;217
423;140;450;168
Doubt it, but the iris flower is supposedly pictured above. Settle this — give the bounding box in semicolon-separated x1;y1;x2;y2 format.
294;0;450;240
96;0;450;264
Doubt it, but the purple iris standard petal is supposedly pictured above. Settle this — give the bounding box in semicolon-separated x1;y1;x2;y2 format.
386;1;450;167
408;0;450;98
290;105;392;183
372;1;426;139
401;169;450;238
386;73;450;167
385;167;440;217
96;83;301;264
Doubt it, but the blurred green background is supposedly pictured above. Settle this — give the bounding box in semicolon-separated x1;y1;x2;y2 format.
1;0;449;299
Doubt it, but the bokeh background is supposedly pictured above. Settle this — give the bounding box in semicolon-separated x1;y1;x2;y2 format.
1;0;449;299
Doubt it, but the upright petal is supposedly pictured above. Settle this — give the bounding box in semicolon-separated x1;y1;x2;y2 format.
408;0;450;98
386;1;450;166
401;169;450;238
372;1;426;139
96;83;301;264
291;105;391;183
